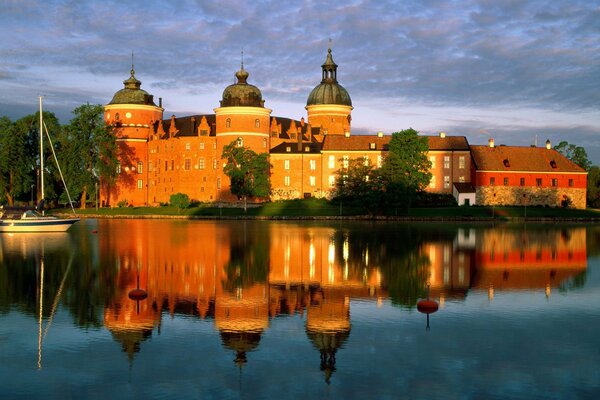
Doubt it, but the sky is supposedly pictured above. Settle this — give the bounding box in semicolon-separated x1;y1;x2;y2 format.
1;0;599;164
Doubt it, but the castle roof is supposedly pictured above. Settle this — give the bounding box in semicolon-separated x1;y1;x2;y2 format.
470;145;586;173
306;48;352;107
220;66;264;108
109;68;156;106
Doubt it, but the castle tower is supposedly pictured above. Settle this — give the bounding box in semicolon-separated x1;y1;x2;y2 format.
306;48;353;137
103;64;163;206
214;63;272;201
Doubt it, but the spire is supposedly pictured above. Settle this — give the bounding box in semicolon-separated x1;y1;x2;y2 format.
321;44;338;83
123;51;141;90
235;49;249;84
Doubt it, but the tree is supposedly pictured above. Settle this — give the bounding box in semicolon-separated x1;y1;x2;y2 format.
554;141;592;171
170;192;191;211
333;157;385;213
380;128;432;208
588;166;600;208
221;140;271;211
59;104;117;209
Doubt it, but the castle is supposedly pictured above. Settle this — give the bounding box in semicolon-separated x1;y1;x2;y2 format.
101;48;587;209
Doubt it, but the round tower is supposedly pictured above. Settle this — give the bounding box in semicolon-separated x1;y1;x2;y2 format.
306;48;353;136
214;64;272;201
103;65;163;207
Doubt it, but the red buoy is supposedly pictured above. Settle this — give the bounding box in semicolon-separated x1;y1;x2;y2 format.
128;288;148;301
417;299;439;314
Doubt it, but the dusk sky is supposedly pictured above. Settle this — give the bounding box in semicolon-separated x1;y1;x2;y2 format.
1;0;599;164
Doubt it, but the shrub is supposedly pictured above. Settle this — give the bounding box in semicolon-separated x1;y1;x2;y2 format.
117;199;129;208
170;193;191;210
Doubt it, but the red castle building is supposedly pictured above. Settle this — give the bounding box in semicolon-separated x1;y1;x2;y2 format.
101;49;587;209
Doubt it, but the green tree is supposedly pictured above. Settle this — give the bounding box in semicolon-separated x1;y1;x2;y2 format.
587;166;600;208
554;141;592;171
170;192;191;211
334;157;385;213
221;139;271;211
59;104;117;209
380;128;432;210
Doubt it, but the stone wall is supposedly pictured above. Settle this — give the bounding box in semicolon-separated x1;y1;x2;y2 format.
476;186;586;209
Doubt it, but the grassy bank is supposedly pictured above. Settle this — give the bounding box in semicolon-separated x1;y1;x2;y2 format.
53;198;600;221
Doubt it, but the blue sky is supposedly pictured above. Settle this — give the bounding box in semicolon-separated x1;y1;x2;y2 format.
1;0;599;164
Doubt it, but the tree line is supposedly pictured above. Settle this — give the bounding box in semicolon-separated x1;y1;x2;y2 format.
0;104;117;208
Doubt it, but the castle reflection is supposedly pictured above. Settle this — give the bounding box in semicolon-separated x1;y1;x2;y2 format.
99;221;587;378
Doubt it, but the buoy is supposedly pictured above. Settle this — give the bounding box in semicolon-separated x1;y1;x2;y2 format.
417;299;439;314
128;288;148;300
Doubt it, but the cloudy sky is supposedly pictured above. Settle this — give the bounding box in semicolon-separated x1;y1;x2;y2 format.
1;0;599;163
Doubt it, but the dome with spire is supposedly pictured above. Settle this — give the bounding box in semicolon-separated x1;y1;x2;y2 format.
109;68;156;106
220;65;264;108
306;48;352;107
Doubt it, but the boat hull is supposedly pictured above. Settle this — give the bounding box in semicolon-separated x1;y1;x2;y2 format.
0;218;80;233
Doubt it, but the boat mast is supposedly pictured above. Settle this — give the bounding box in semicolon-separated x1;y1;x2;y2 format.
39;96;44;212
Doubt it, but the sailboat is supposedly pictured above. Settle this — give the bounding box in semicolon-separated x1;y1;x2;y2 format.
0;97;79;232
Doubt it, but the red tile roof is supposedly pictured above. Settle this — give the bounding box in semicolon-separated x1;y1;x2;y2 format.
321;134;469;151
470;145;586;173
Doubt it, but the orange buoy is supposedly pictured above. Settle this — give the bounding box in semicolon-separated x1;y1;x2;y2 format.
128;288;148;301
417;299;439;314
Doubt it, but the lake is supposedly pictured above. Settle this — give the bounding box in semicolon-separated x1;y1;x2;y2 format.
1;219;599;399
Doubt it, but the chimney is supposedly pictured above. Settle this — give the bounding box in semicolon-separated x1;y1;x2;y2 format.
344;131;350;138
488;138;495;148
377;131;384;138
545;139;551;150
439;131;446;138
159;97;163;108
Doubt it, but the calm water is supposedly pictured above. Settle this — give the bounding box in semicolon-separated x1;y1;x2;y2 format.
0;220;599;399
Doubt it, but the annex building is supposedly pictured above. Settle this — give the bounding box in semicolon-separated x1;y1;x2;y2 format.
101;48;587;209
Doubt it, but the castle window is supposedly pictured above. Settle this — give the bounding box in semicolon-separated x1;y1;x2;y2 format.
284;160;290;170
217;177;221;189
137;179;143;189
363;156;369;166
377;155;383;168
370;143;376;150
569;179;574;187
444;176;450;189
503;159;510;168
310;160;316;170
286;146;291;152
290;132;296;140
213;159;217;169
137;162;143;174
550;160;557;168
255;119;260;128
284;176;290;186
309;176;316;187
185;142;190;151
200;129;208;136
430;156;436;168
115;113;120;121
459;176;465;183
490;177;495;186
272;131;278;138
536;178;542;186
551;178;558;187
520;178;525;186
185;159;191;171
236;137;243;147
165;161;168;171
328;175;335;187
459;156;465;169
148;162;153;172
263;138;267;148
200;142;205;150
504;177;509;186
444;156;450;169
116;163;121;174
171;160;174;170
429;176;436;188
343;155;349;169
199;158;205;169
226;118;231;128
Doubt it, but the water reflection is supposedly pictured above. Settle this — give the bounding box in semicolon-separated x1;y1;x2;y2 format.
0;221;590;384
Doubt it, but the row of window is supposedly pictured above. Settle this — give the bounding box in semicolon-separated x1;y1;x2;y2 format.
429;175;465;189
225;119;261;128
430;155;466;169
489;177;574;187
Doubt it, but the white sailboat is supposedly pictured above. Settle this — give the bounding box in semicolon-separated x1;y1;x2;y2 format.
0;97;79;232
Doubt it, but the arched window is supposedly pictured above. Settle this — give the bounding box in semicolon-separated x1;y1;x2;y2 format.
255;119;260;128
137;161;143;174
236;137;243;147
226;118;231;128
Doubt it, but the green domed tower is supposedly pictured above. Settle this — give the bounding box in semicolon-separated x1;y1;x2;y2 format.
306;48;353;136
